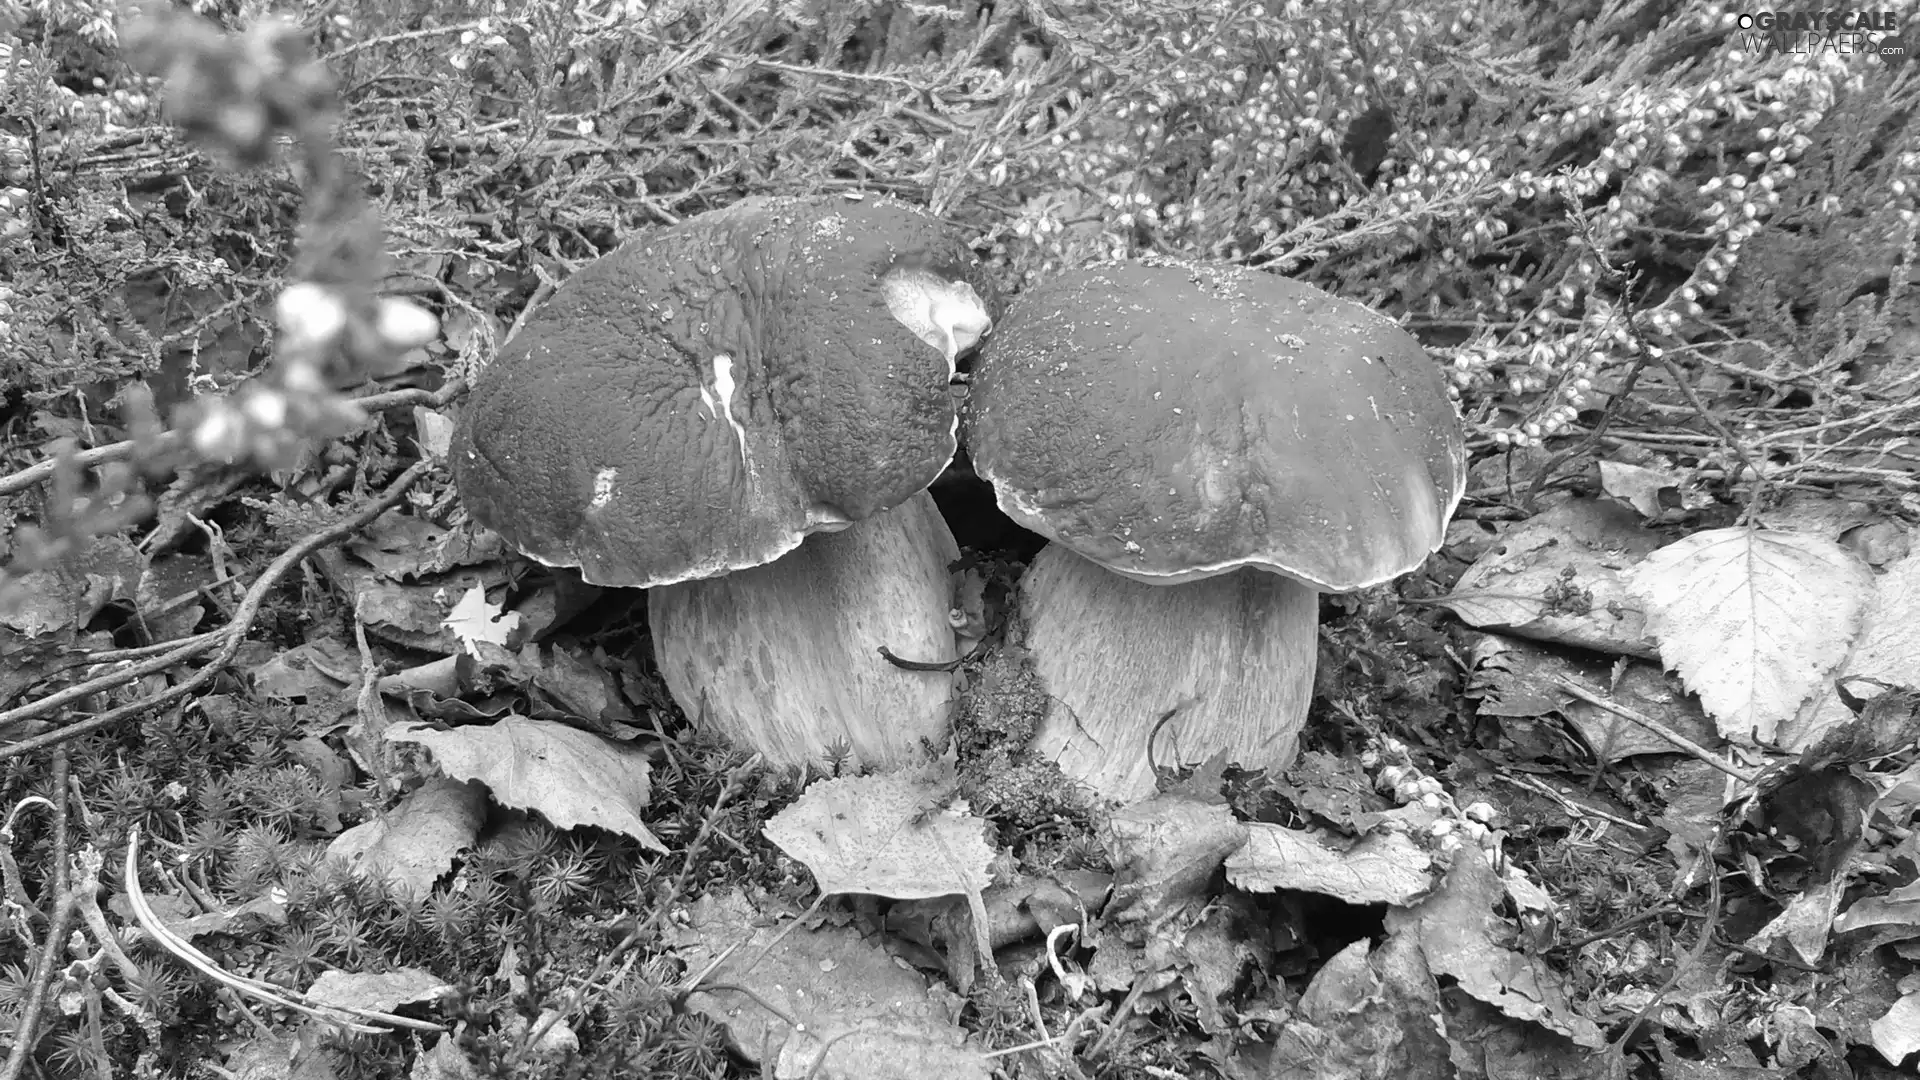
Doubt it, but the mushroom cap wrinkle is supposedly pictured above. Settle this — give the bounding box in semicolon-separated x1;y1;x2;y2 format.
453;195;996;589
965;258;1466;591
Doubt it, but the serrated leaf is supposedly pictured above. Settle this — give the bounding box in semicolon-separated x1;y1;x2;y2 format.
1628;527;1873;744
388;717;664;851
763;773;992;900
1797;547;1920;749
442;585;520;656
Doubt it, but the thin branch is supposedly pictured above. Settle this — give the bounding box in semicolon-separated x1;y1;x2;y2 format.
0;747;71;1080
0;461;433;759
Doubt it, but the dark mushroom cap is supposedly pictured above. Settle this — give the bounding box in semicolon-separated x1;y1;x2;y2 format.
964;258;1466;591
453;195;996;588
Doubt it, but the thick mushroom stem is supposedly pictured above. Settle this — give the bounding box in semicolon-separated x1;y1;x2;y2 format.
1020;543;1319;801
648;490;961;769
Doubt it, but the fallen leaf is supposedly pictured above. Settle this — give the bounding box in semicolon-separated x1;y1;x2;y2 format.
1436;499;1660;658
1226;824;1432;905
1597;460;1681;520
1796;548;1920;748
305;967;453;1013
669;891;989;1080
762;772;993;900
1466;634;1717;763
389;716;664;851
1870;992;1920;1066
252;638;357;702
0;534;145;636
1385;850;1604;1049
408;1031;482;1080
348;509;451;581
442;585;521;657
224;1030;339;1080
1104;794;1249;928
1259;932;1451;1080
1628;527;1873;745
327;777;485;897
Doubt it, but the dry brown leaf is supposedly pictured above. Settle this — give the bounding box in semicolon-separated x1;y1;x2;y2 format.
762;772;993;900
1385;849;1603;1049
1796;548;1920;748
304;968;453;1014
1436;499;1660;658
326;777;485;897
1628;527;1874;745
669;891;989;1080
388;717;664;851
1225;824;1432;905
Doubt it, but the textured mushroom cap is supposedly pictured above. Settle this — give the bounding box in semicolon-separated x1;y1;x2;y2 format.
965;259;1466;591
453;195;996;588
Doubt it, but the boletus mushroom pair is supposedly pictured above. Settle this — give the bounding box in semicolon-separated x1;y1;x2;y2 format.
452;197;1466;802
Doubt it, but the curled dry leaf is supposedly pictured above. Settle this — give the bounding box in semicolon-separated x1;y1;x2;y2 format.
1628;527;1874;746
388;716;664;852
305;968;454;1014
1225;823;1432;906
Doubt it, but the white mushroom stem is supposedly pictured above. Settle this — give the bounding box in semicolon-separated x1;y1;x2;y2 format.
648;490;961;769
1020;543;1319;801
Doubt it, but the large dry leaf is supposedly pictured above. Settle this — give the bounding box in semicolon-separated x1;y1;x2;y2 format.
762;773;992;900
1226;824;1432;905
1796;547;1920;749
1628;528;1874;745
669;891;989;1080
1385;850;1604;1049
326;777;485;897
1436;499;1661;658
388;717;664;851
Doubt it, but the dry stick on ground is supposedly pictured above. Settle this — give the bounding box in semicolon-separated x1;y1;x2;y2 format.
0;460;433;761
0;382;463;499
1551;677;1760;786
0;747;71;1080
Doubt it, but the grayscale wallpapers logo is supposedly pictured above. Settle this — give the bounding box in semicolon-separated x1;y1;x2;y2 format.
1731;10;1907;63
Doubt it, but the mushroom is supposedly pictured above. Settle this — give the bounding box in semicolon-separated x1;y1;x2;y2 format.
962;258;1466;800
452;195;996;768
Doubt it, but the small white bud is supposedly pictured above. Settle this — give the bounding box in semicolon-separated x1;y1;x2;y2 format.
276;283;348;353
375;297;442;350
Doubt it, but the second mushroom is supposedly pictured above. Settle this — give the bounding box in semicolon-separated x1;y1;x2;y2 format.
963;258;1467;800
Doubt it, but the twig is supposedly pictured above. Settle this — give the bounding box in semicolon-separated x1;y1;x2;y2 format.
0;747;71;1080
123;827;442;1034
321;21;495;64
876;644;964;673
1551;677;1758;785
0;461;433;759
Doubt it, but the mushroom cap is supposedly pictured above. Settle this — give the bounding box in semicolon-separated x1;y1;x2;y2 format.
964;258;1466;591
453;195;996;588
